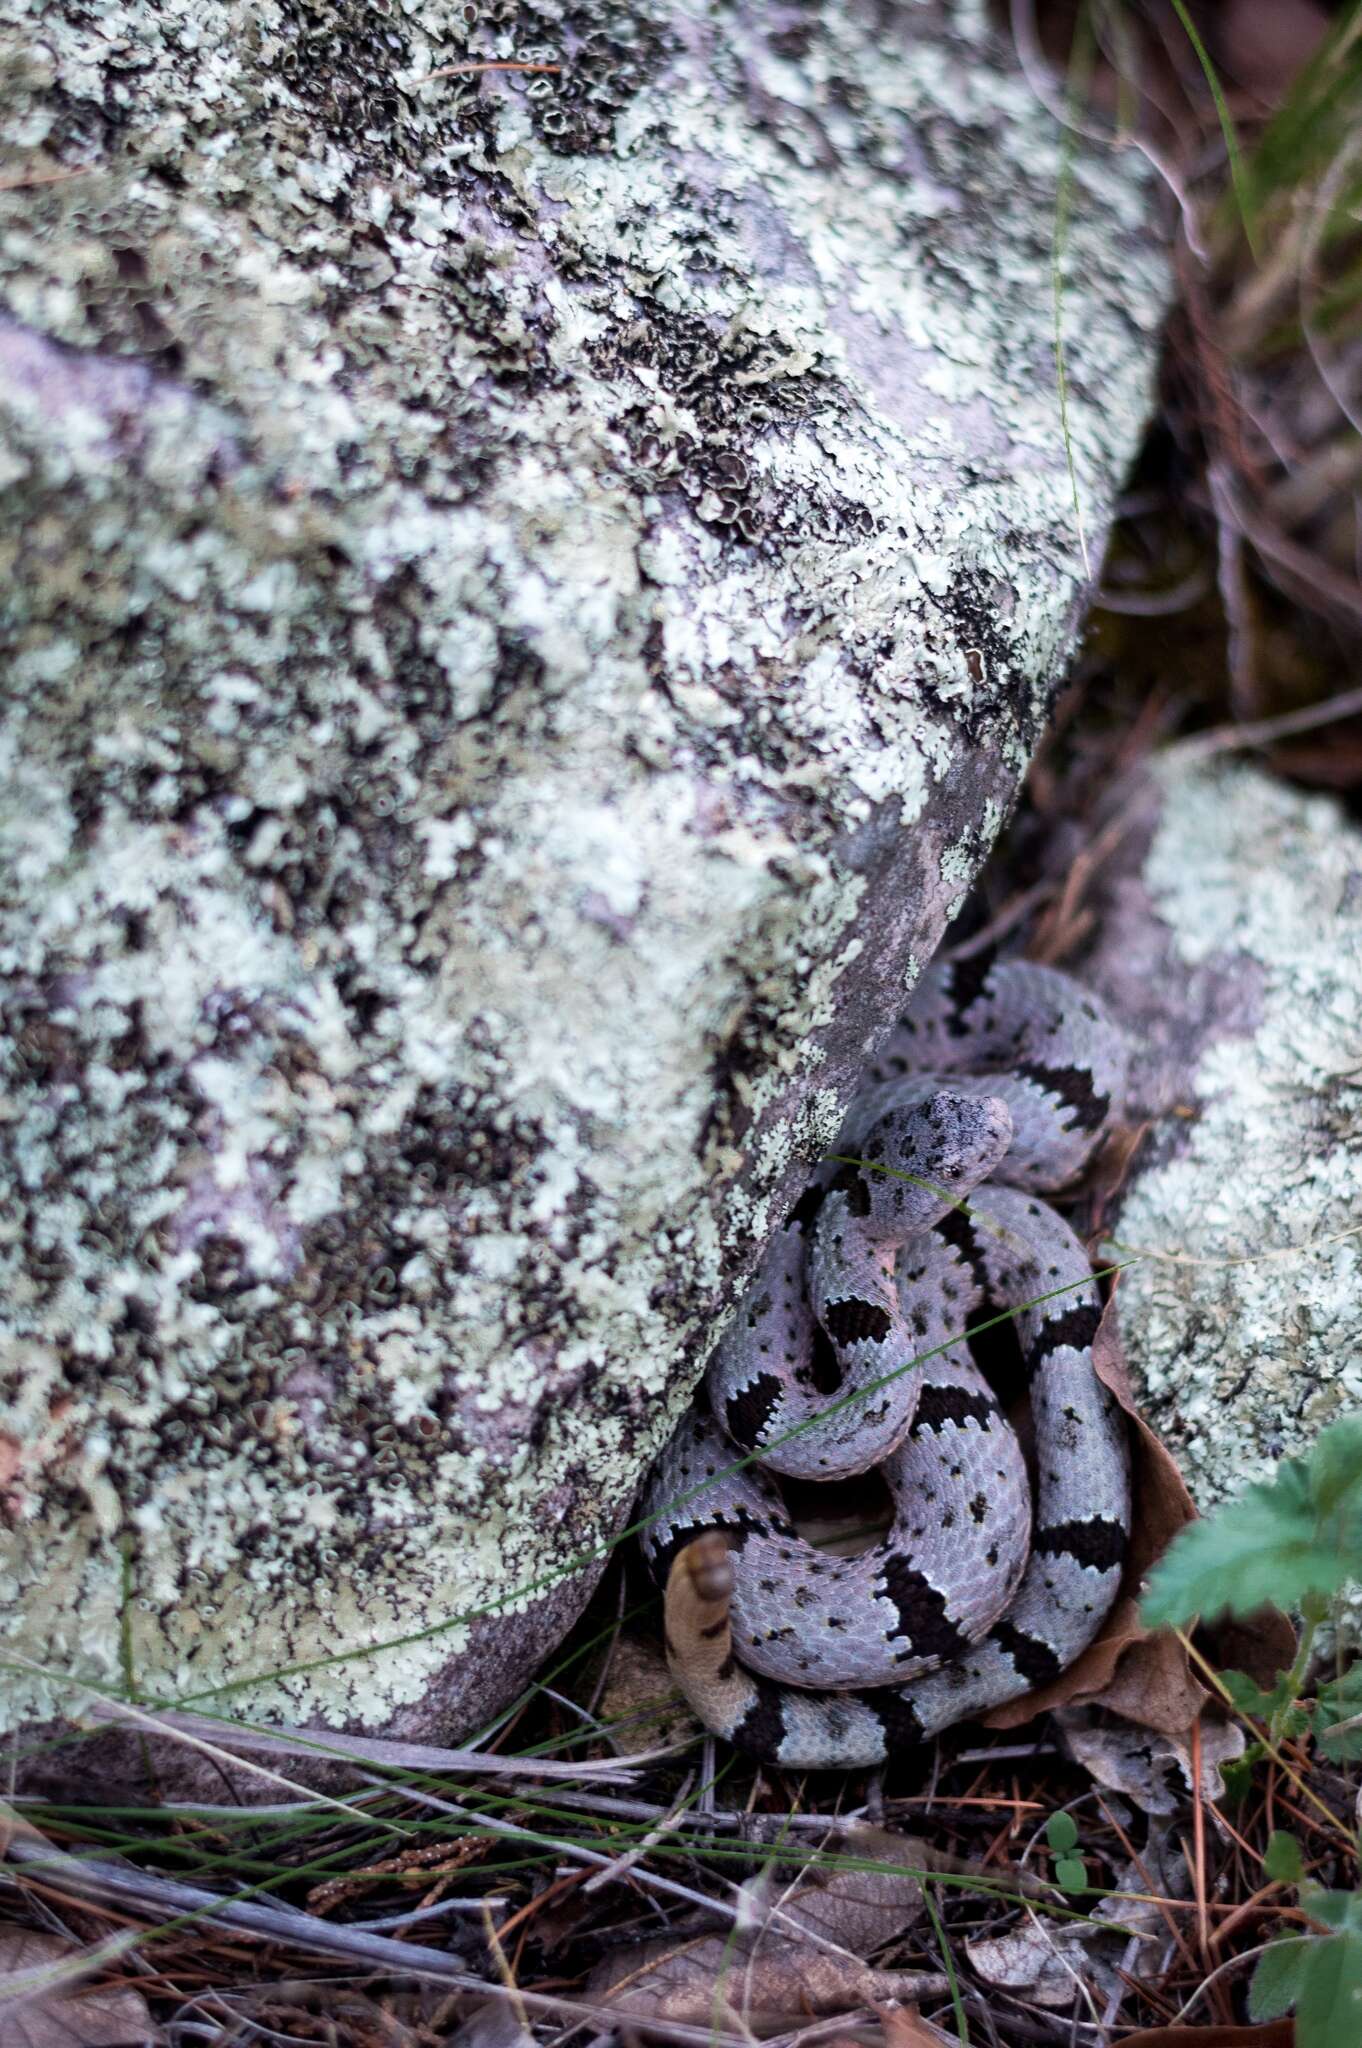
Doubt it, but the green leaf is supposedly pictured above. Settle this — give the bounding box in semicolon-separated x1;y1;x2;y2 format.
1249;1936;1310;2021
1219;1754;1255;1804
1296;1925;1362;2048
1046;1811;1079;1854
1315;1667;1362;1761
1221;1668;1294;1719
1141;1427;1362;1629
1302;1888;1356;1932
1264;1831;1305;1885
1055;1856;1087;1896
1307;1415;1362;1524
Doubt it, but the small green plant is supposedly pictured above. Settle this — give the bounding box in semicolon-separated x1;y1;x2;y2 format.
1142;1411;1362;2048
1045;1809;1087;1897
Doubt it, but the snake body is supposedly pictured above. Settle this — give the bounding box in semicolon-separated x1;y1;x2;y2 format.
643;955;1133;1769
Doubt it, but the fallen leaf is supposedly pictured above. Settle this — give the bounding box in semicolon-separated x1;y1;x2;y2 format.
592;1632;698;1756
875;2004;954;2047
585;1825;949;2035
447;2000;538;2048
1056;1703;1245;1817
0;1928;156;2047
966;1922;1113;2011
985;1295;1295;1738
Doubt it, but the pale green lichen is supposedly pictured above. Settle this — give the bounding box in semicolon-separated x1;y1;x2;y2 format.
0;0;1166;1735
1114;760;1362;1505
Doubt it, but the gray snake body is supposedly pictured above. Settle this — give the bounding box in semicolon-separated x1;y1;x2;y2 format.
643;955;1133;1769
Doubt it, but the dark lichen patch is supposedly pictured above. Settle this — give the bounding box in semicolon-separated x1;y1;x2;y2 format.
516;5;671;158
268;0;416;161
590;303;839;545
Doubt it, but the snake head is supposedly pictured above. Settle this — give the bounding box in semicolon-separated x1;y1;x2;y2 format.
858;1088;1013;1229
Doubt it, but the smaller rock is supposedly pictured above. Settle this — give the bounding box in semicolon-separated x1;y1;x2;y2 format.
1085;758;1362;1508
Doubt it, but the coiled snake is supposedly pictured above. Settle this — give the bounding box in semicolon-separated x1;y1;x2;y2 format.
643;954;1133;1769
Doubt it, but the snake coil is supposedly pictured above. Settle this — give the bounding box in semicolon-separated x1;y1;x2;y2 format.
643;954;1133;1769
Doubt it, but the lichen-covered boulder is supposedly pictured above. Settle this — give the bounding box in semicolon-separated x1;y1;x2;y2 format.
0;0;1167;1758
1087;758;1362;1504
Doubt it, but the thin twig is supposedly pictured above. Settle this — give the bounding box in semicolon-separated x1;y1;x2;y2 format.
379;1779;893;1965
0;163;92;193
417;60;561;81
583;1774;695;1894
1164;680;1362;762
1095;565;1210;616
6;1835;486;1984
1208;459;1260;721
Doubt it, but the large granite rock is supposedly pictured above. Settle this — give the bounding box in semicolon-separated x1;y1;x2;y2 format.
1087;758;1362;1504
0;0;1167;1755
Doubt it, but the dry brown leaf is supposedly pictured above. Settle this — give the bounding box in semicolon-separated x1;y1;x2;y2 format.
0;1928;156;2048
966;1923;1095;2009
587;1933;940;2036
593;1632;698;1755
1056;1704;1245;1816
1117;2025;1293;2048
874;2004;953;2047
985;1294;1295;1738
585;1826;949;2036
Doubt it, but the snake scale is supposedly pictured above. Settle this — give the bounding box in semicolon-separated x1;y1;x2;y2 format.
643;953;1133;1769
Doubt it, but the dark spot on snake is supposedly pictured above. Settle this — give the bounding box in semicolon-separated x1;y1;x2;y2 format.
809;1322;843;1393
935;1205;990;1290
732;1679;788;1762
699;1616;727;1640
912;1384;995;1433
1014;1059;1110;1132
878;1554;971;1660
747;1290;773;1324
946;948;997;1030
969;1492;989;1523
866;1687;927;1747
823;1297;893;1345
726;1372;783;1449
990;1619;1062;1686
1036;1517;1128;1573
1023;1303;1101;1376
787;1182;826;1231
829;1163;872;1218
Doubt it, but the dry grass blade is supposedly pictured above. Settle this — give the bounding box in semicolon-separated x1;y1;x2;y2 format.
83;1700;655;1784
62;1685;410;1834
